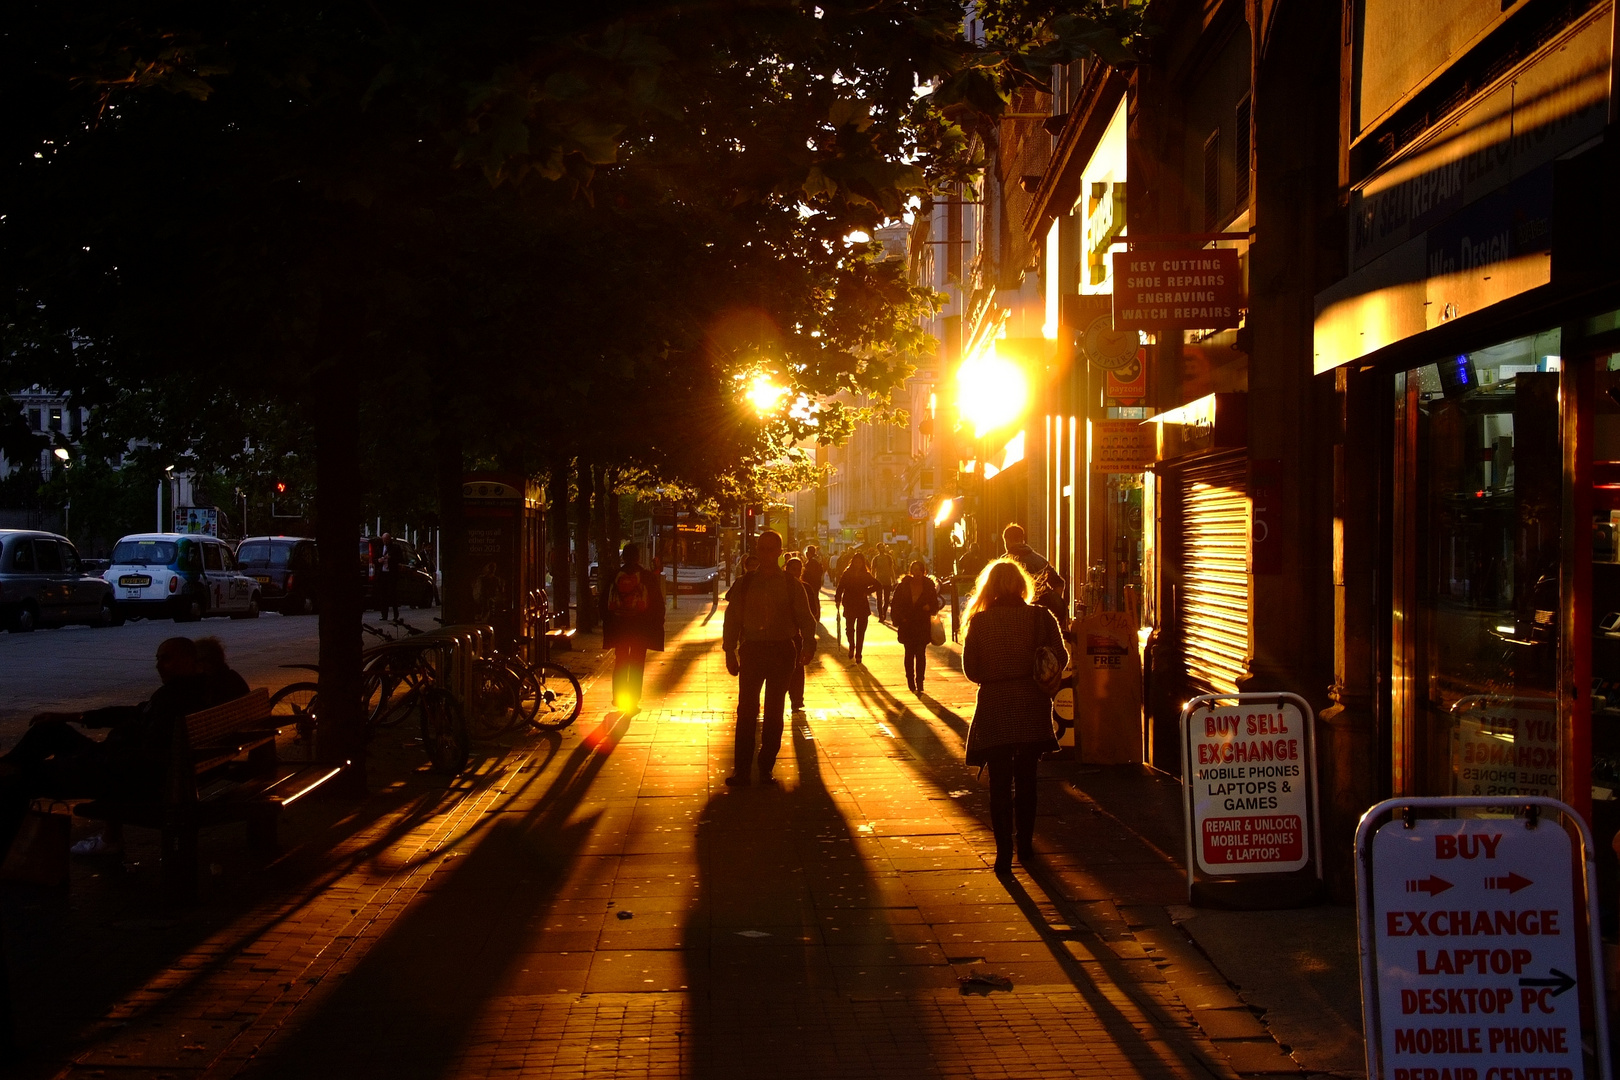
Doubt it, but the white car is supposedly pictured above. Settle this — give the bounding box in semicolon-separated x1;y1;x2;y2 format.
105;532;263;622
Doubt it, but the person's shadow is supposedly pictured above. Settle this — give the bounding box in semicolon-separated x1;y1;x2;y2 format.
681;715;938;1077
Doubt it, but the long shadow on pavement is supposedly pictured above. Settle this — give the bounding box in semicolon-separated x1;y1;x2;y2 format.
682;715;945;1078
229;713;635;1079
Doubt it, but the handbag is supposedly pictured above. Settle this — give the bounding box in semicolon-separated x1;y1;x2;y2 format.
0;800;71;887
1031;609;1066;698
929;613;946;647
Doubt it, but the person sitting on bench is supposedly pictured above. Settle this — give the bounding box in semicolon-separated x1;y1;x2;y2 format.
195;636;250;704
0;637;218;857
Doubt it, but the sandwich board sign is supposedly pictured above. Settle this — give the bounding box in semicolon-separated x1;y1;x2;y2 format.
1180;693;1322;900
1355;797;1611;1080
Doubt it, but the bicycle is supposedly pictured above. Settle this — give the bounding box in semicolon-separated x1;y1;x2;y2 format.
268;619;473;772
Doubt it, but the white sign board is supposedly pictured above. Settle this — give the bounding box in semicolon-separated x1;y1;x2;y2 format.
1186;701;1311;875
1371;817;1584;1080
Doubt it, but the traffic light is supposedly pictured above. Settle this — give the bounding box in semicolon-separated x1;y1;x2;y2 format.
275;481;287;495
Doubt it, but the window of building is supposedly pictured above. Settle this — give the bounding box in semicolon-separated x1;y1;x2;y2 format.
1395;329;1563;798
1202;130;1221;230
49;407;63;432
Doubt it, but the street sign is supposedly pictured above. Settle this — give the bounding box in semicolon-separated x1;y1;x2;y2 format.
907;498;928;521
1355;798;1611;1080
1181;693;1321;894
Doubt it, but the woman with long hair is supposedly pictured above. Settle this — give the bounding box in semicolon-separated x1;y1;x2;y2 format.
887;559;941;694
962;557;1068;876
833;551;879;663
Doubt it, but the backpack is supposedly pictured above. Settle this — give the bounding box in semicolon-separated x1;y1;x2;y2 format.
1031;566;1067;619
608;569;649;615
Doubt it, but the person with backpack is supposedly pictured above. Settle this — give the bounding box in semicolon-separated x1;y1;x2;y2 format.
1002;522;1067;620
722;531;817;786
962;558;1069;876
603;543;665;716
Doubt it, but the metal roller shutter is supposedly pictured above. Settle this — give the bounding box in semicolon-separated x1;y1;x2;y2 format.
1179;451;1250;693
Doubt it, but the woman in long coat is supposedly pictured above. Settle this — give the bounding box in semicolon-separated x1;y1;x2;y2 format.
887;559;941;695
602;543;666;715
833;552;879;663
962;558;1068;875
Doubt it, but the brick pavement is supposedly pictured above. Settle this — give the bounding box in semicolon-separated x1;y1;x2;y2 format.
7;596;1309;1079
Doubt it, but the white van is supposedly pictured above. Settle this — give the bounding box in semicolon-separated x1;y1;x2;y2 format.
105;532;262;622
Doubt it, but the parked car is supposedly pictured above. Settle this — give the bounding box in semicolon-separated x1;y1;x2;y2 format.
105;532;263;622
237;535;319;615
358;537;438;609
0;530;120;631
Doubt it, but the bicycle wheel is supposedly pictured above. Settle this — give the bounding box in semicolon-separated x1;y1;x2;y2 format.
468;659;522;740
418;687;469;774
269;681;321;756
527;661;583;731
364;655;428;730
512;664;544;726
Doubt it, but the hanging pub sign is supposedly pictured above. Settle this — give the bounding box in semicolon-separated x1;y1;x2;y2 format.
1355;797;1611;1080
1180;692;1322;906
1112;249;1242;330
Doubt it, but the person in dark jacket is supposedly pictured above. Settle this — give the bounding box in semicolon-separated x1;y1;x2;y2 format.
833;552;879;663
962;559;1069;876
195;636;251;704
783;557;819;718
888;559;941;694
602;543;666;716
802;545;826;616
0;637;216;857
722;531;817;786
373;533;401;621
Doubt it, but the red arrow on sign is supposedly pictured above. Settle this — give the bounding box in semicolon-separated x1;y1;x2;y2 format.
1485;872;1533;894
1405;876;1454;896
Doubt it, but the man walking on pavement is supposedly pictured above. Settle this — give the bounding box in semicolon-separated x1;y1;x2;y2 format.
722;530;817;787
1001;523;1049;578
871;543;895;622
802;544;826;611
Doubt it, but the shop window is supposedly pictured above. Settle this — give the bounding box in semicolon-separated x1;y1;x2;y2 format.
1397;329;1563;798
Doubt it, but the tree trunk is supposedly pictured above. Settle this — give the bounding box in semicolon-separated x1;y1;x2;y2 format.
606;467;623;558
433;401;469;624
573;458;597;632
547;458;570;627
592;463;616;596
312;321;366;793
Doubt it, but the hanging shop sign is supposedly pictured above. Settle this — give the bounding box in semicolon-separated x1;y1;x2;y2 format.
1092;419;1156;473
1180;693;1321;892
1355;797;1611;1080
1112;249;1242;330
1106;348;1148;406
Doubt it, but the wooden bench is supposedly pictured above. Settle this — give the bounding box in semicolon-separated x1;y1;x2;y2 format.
78;688;346;902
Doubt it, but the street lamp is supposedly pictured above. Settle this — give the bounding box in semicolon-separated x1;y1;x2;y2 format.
54;448;70;536
159;464;174;532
